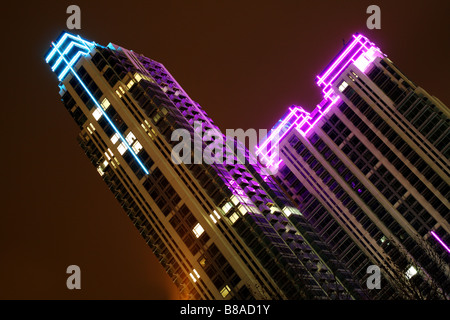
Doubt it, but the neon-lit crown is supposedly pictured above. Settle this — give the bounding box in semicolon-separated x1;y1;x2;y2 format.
45;32;150;175
256;34;385;169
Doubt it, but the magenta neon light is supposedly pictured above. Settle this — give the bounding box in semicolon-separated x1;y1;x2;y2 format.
256;107;309;159
317;34;363;85
430;231;450;254
257;33;385;170
317;34;384;91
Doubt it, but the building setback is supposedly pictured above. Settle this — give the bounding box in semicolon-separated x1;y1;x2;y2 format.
45;32;368;300
258;34;449;299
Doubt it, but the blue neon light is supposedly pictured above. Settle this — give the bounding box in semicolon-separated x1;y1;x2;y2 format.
47;33;149;175
46;33;95;81
46;33;94;63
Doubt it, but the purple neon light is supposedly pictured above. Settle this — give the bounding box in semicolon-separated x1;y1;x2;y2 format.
256;107;311;166
257;34;384;170
317;35;384;100
317;34;363;85
430;231;450;254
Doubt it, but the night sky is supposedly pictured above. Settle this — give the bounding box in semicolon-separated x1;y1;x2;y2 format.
1;0;449;299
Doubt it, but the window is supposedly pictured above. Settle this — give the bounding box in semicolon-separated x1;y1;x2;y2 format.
88;123;96;133
193;268;200;279
229;213;239;224
126;79;135;89
220;285;231;298
97;160;109;176
117;142;127;155
405;265;418;279
192;223;205;238
111;133;120;145
92;108;102;121
338;81;349;92
134;73;142;82
101;98;110;110
230;195;239;206
189;272;197;283
222;202;232;214
126;131;136;145
212;210;221;221
132;141;142;153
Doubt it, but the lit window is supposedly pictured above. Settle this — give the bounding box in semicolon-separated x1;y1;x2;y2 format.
405;265;418;279
97;167;105;176
209;214;217;224
89;123;96;131
238;205;247;215
153;113;161;123
126;131;136;145
101;98;110;110
338;81;349;92
119;86;125;94
380;236;387;244
132;141;143;153
192;223;204;238
87;127;93;134
104;151;111;161
220;285;231;298
222;202;232;213
193;269;200;279
213;210;221;220
97;160;109;176
189;273;197;283
92;108;102;121
111;133;119;145
107;148;114;157
134;73;142;82
117;142;127;155
127;79;135;89
282;206;301;217
115;90;122;98
230;195;239;206
229;213;239;224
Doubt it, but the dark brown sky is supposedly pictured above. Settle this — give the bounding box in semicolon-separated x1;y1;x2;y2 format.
1;0;449;299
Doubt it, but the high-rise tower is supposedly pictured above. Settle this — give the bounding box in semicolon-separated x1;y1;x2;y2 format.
258;34;449;299
45;32;366;300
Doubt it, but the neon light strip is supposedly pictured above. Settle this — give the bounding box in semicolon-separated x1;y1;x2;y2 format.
46;33;94;63
52;41;89;71
256;107;312;167
256;109;299;156
430;231;450;254
260;111;303;159
258;33;386;171
317;34;362;85
301;96;340;137
325;44;365;88
264;112;310;166
51;43;149;175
